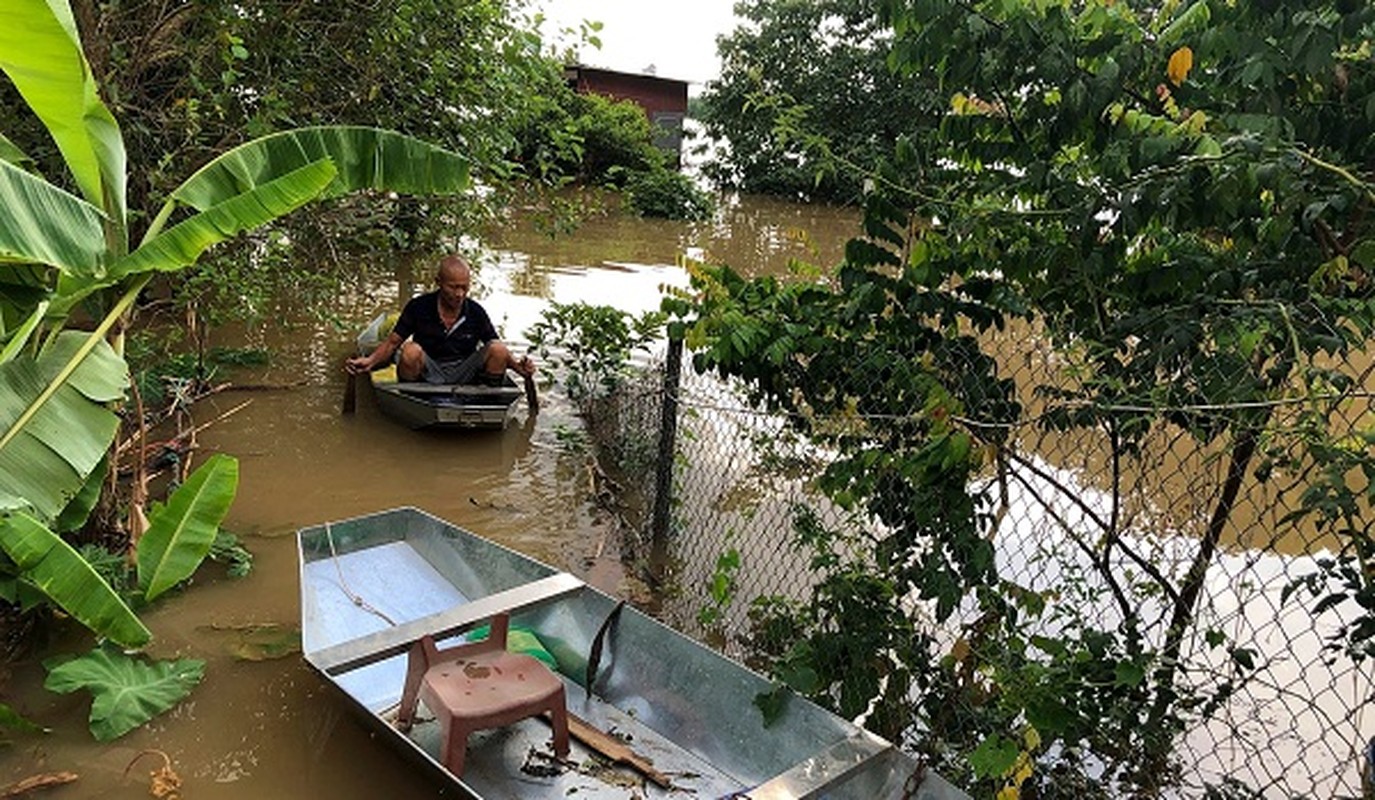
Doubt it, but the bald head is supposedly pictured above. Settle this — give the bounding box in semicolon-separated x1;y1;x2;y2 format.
434;254;473;311
437;254;471;282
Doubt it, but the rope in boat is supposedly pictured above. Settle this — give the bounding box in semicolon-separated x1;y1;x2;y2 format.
324;521;399;627
323;522;409;721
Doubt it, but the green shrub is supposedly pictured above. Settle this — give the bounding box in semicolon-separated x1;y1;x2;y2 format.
621;167;714;221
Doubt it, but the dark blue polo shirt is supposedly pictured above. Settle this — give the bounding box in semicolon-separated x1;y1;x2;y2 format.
392;290;498;363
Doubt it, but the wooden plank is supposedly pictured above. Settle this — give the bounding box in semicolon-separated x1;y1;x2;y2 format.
307;573;584;676
558;712;673;789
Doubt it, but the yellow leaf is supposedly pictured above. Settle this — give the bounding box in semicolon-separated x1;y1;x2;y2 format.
996;786;1020;800
1012;753;1034;785
1168;46;1194;86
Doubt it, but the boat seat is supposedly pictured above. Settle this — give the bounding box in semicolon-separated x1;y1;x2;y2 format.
395;612;570;777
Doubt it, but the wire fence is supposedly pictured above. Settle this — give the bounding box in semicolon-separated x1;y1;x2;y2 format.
576;324;1374;800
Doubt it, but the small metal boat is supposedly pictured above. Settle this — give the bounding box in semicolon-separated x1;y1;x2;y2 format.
354;313;534;430
370;371;526;430
297;508;967;800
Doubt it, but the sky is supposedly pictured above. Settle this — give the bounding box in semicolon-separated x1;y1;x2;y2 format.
534;0;741;89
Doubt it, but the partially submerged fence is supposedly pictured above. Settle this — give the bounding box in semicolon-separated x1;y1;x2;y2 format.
582;330;1373;799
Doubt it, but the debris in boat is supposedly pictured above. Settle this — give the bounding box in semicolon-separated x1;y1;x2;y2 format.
122;749;182;799
0;772;78;798
521;747;573;778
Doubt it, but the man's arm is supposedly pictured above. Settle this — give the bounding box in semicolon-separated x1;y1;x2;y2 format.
345;331;404;374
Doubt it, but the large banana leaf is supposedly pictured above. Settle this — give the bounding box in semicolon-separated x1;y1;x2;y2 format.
0;266;55;351
0;159;105;277
0;330;126;522
45;648;203;740
0;133;36;171
0;300;48;363
110;159;338;281
46;160;340;321
0;0;127;229
138;454;239;602
0;512;150;648
52;452;106;533
171;126;470;211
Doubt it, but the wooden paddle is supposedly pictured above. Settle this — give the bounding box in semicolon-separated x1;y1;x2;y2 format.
522;373;538;413
342;370;357;415
558;712;672;788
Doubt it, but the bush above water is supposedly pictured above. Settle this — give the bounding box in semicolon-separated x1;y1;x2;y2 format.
616;166;714;221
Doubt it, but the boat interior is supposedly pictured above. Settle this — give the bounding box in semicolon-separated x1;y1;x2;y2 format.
298;508;937;799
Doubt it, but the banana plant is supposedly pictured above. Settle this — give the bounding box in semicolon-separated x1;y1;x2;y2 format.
0;0;471;648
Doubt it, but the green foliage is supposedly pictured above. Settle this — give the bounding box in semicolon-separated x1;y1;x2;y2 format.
0;701;44;733
619;166;715;221
573;93;663;183
507;69;707;219
138;454;239;601
697;546;741;628
526;302;666;403
44;647;204;741
209;531;254;578
670;0;1375;793
0;0;466;658
0;511;150;649
698;0;927;201
128;344;269;408
512;82;664;186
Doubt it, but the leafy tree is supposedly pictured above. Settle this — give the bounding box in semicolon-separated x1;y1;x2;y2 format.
671;0;1374;795
45;0;551;207
0;0;468;700
696;0;927;202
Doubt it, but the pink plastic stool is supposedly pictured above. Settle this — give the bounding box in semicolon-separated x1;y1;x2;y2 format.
396;613;570;777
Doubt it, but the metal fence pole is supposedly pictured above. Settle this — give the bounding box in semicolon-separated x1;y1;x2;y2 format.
650;335;683;553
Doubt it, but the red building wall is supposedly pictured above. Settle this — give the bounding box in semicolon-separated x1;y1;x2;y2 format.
568;67;688;118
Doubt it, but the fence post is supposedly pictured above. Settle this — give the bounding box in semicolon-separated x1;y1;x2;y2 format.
650;335;683;554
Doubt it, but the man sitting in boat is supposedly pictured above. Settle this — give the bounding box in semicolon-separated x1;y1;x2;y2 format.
345;254;535;384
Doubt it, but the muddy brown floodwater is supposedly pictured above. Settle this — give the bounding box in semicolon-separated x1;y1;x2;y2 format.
0;194;861;799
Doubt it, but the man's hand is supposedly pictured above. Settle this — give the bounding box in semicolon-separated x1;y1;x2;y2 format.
344;355;371;375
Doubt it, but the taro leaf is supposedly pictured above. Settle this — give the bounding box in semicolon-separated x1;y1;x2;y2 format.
0;510;149;647
0;701;45;733
44;648;204;741
138;453;239;602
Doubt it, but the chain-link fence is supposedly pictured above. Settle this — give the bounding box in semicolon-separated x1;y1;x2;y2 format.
576;322;1374;799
